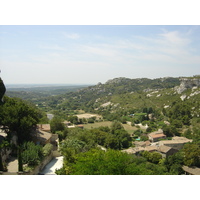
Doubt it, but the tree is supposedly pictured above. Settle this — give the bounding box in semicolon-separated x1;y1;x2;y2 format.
141;151;162;164
69;149;136;175
0;97;40;144
0;97;41;171
150;152;162;164
163;151;184;174
50;116;65;133
182;143;200;167
65;149;168;175
22;142;43;166
162;125;179;137
110;121;124;133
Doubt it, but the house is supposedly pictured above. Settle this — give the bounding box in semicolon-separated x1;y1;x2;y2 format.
134;141;151;148
148;133;166;142
122;147;145;155
37;124;51;133
122;145;157;155
157;145;178;158
35;124;58;146
159;137;192;150
148;129;166;142
144;146;158;152
182;166;200;175
34;129;52;145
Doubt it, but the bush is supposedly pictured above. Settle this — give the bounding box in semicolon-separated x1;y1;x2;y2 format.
22;142;43;166
88;118;95;123
140;135;149;141
43;143;53;157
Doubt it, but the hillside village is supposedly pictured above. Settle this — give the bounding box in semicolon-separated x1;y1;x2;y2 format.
1;76;200;175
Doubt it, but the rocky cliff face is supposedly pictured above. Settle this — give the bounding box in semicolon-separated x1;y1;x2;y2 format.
0;78;6;103
175;77;200;94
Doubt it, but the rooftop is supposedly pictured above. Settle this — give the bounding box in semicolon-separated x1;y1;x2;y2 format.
149;133;166;139
159;137;192;145
35;130;52;144
38;124;51;132
182;166;200;175
144;146;157;152
148;129;163;136
158;145;172;153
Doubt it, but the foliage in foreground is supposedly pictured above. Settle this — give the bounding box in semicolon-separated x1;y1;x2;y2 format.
56;149;169;175
0;96;41;144
21;142;43;166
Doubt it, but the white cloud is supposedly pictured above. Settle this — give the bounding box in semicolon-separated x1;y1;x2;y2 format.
62;32;80;39
158;31;191;46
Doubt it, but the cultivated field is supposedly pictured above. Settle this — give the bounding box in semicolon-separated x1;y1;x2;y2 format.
76;113;102;119
83;121;138;135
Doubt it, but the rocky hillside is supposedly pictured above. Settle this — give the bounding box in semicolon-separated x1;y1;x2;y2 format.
175;76;200;94
69;77;180;105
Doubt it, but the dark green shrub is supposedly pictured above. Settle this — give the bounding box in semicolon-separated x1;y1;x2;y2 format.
22;142;43;166
43;143;53;157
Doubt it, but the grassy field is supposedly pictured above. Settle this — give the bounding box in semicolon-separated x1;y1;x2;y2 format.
76;113;102;119
82;121;138;135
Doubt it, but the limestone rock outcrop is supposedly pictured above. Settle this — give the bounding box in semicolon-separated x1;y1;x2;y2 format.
175;77;200;94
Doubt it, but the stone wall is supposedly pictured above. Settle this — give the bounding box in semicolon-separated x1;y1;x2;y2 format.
24;150;61;175
27;152;54;175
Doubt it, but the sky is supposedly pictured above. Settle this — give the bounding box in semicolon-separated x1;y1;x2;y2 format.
1;25;200;85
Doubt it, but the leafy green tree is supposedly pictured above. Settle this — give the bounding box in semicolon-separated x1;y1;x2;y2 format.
42;143;53;157
67;115;79;125
91;129;108;146
64;149;168;175
110;121;124;133
141;151;162;164
168;102;191;126
182;143;200;167
70;149;135;175
0;97;40;144
22;142;43;166
104;134;119;149
140;134;149;141
164;151;184;174
184;129;193;139
162;125;179;137
50;116;65;133
56;129;68;141
171;119;182;128
149;152;162;164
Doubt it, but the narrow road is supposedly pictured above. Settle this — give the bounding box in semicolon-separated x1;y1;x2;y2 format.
40;156;63;175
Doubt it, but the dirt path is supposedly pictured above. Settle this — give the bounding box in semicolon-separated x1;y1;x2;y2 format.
7;157;18;172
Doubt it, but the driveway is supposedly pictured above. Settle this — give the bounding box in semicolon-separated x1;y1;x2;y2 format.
40;156;63;175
